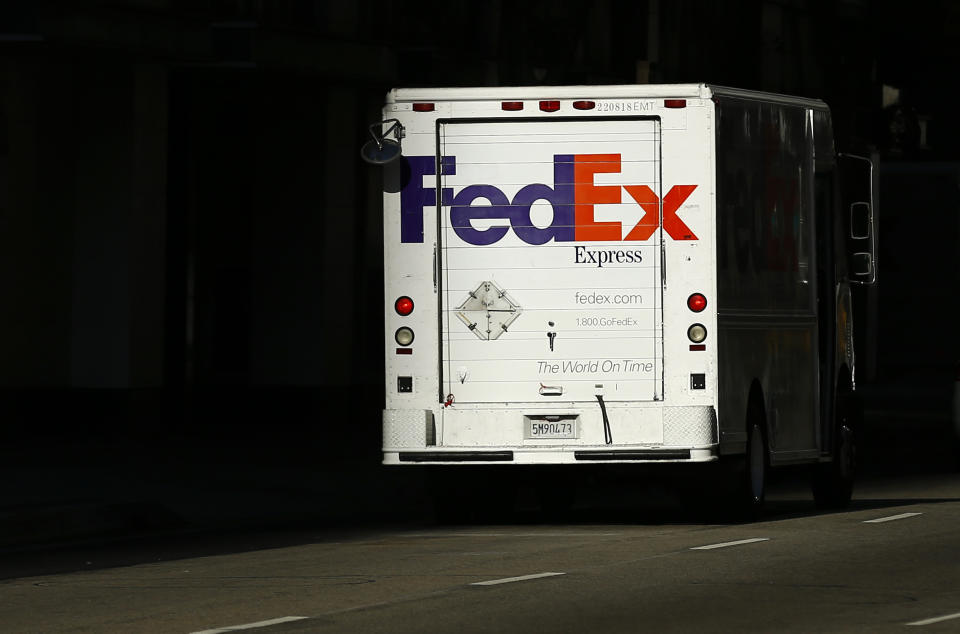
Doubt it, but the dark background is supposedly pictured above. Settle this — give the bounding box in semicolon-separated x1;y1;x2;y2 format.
1;0;958;542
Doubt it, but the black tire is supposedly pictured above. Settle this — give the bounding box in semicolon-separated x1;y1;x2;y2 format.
744;419;768;511
735;419;769;519
712;405;768;522
812;391;858;508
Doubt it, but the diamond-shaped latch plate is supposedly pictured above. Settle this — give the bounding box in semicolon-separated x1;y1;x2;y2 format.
455;281;521;341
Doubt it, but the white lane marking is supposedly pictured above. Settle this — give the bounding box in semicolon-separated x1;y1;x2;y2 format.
863;512;922;524
403;532;622;538
907;611;960;626
690;538;770;550
460;533;621;537
471;572;566;586
190;616;309;634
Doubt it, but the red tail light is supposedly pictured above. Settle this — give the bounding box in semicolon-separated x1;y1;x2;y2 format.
687;293;707;312
573;100;596;110
395;296;414;316
412;103;435;112
539;100;561;112
665;99;687;109
501;101;523;111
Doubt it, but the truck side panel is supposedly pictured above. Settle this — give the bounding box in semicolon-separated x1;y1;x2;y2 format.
714;96;819;461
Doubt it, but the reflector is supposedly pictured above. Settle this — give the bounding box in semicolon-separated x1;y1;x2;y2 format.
539;100;561;112
687;323;707;343
502;101;523;111
395;327;415;346
413;103;435;112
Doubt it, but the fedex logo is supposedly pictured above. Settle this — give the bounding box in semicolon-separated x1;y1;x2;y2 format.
400;154;697;245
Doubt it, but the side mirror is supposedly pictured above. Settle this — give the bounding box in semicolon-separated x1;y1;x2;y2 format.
360;119;405;165
361;138;402;165
850;201;871;240
851;251;873;277
838;153;877;285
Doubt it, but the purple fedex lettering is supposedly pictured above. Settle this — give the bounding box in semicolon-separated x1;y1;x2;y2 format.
450;186;512;245
451;155;574;245
403;154;575;245
509;155;574;245
399;156;454;243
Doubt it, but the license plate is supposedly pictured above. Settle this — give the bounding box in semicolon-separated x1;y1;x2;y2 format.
525;418;578;439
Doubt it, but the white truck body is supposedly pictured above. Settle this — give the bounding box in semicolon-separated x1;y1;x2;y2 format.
380;83;862;472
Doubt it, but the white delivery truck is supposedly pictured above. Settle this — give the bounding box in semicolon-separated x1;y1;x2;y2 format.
365;83;876;514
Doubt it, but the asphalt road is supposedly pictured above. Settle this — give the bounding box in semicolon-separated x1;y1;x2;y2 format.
3;470;960;633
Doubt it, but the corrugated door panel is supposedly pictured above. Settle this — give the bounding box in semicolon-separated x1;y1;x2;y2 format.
439;118;662;403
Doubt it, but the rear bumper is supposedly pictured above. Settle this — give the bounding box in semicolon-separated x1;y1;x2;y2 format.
383;446;718;465
382;404;719;465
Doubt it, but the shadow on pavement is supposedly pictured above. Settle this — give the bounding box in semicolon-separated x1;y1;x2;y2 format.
2;376;959;571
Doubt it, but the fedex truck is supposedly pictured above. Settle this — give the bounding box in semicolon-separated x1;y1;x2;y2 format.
366;84;876;515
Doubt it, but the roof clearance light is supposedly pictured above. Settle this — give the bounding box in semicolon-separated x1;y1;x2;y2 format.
502;101;523;111
539;100;561;112
395;327;415;346
687;323;707;344
395;296;414;316
687;293;707;313
664;99;687;109
412;103;435;112
573;100;596;110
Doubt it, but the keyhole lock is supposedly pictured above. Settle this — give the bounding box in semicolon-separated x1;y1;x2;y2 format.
547;321;556;352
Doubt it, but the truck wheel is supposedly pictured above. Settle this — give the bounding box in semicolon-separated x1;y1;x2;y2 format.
714;413;767;522
724;418;770;522
812;391;858;508
745;420;767;510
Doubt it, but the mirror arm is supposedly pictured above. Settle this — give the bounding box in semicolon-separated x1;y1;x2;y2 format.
368;119;405;151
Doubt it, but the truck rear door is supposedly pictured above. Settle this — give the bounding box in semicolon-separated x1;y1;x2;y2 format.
438;118;663;404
